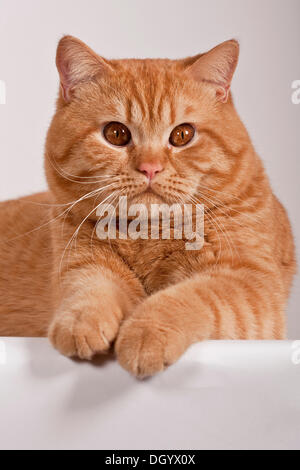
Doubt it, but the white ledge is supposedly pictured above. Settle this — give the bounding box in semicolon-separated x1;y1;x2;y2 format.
0;338;299;450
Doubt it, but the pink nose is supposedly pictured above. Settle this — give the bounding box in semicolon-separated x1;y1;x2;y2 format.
138;162;164;181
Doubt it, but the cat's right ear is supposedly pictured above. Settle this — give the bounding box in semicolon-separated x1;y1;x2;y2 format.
184;39;240;103
56;36;113;102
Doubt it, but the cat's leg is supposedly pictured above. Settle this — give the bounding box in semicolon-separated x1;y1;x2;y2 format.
116;266;285;376
49;255;145;360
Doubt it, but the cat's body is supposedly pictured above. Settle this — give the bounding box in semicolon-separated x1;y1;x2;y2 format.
0;183;295;337
0;37;296;376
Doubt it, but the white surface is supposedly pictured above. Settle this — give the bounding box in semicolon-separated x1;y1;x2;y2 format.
0;338;299;450
0;0;299;337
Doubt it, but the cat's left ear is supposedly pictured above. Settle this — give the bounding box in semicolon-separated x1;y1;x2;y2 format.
56;35;113;102
184;39;239;103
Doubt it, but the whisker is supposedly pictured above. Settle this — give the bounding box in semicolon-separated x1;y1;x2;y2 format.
60;181;119;238
189;193;237;265
196;187;261;236
3;183;120;244
186;194;223;267
197;182;264;222
47;153;119;184
172;191;222;268
88;190;124;260
59;191;118;278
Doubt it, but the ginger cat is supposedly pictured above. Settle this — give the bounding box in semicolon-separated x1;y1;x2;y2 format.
0;36;296;377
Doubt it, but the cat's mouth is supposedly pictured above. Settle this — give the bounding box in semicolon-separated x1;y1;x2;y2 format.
128;187;165;206
144;184;185;205
144;187;156;196
122;178;186;206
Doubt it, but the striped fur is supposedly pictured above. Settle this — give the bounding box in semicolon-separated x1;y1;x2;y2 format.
0;36;296;376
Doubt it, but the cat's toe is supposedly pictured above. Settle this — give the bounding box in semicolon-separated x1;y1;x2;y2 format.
116;325;165;377
49;309;121;360
115;319;183;377
49;321;78;358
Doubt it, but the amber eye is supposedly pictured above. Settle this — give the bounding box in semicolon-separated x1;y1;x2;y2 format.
169;123;195;147
103;122;131;146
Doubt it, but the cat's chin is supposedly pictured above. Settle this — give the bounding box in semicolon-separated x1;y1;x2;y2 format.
128;191;165;208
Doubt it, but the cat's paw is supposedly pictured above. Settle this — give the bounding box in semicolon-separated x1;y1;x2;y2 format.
49;304;122;360
115;310;186;377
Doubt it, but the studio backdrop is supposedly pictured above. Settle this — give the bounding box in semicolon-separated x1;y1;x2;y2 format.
0;0;299;336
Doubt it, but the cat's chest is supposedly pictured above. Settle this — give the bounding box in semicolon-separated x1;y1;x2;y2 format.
113;238;203;294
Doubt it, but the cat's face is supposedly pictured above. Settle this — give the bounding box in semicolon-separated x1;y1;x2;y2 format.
46;36;244;216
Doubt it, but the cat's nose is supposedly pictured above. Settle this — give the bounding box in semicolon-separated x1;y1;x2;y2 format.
138;162;164;181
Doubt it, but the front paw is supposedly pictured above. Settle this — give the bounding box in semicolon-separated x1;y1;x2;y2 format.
49;304;122;360
115;310;186;377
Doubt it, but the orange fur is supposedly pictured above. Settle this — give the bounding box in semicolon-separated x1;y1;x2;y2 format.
0;36;296;376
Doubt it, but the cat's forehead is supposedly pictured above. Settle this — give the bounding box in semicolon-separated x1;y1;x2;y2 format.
109;56;188;93
110;57;180;72
100;58;198;130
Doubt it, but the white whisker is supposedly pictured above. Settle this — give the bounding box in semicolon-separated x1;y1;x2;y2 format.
59;191;118;278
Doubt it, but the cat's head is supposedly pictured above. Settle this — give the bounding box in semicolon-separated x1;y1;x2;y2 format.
46;36;250;217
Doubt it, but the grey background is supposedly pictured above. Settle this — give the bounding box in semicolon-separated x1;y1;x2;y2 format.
0;0;299;337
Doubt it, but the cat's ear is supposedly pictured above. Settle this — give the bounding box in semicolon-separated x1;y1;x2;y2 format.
184;39;239;103
56;35;112;102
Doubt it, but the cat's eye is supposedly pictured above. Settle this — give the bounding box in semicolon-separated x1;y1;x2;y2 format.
103;122;131;147
169;123;195;147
